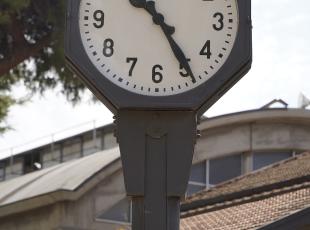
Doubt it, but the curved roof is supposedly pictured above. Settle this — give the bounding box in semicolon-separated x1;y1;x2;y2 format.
202;109;310;130
193;109;310;161
0;147;121;217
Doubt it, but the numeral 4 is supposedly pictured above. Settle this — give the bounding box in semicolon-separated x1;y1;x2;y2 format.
200;40;212;59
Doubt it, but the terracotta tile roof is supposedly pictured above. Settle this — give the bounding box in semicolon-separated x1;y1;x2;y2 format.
181;184;310;230
182;152;310;208
180;152;310;229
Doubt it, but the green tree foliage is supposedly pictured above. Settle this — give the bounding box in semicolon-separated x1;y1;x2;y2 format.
0;0;86;133
0;95;15;133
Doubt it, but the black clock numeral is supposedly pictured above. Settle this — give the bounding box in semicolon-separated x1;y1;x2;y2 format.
93;10;105;28
200;40;212;59
103;38;114;57
213;12;224;31
179;58;191;77
126;57;138;76
152;65;163;83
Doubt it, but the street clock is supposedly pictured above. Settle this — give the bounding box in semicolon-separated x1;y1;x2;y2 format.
66;0;251;113
65;1;251;229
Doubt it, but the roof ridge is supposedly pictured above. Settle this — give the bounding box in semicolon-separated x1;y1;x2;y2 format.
181;175;310;215
0;163;65;204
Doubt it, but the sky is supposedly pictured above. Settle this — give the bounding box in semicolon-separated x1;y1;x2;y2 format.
0;0;310;158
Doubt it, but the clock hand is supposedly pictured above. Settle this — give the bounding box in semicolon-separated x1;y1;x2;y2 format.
129;0;175;34
129;0;196;83
162;27;197;84
145;2;197;83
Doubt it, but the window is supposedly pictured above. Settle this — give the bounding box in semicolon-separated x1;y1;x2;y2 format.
24;152;41;174
103;132;118;150
187;184;205;195
209;154;242;185
83;133;102;156
0;162;5;181
62;138;82;162
97;198;131;224
186;156;243;195
187;161;206;196
253;151;292;170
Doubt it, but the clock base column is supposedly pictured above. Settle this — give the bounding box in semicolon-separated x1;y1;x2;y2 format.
132;196;180;230
116;110;197;230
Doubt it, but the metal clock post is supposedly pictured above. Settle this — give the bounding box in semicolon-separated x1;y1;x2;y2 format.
65;0;252;229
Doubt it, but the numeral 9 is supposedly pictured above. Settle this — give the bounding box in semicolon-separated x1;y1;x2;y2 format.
93;10;104;28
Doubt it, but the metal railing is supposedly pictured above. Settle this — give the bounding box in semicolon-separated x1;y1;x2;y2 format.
0;119;109;162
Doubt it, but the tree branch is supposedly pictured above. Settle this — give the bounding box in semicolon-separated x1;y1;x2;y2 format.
0;13;52;77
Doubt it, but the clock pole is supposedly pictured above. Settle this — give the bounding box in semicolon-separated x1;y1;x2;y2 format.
116;110;197;230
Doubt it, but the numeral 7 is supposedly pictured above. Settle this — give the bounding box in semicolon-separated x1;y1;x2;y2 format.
126;57;138;77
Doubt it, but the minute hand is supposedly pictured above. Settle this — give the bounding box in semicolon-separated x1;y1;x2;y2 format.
144;1;196;83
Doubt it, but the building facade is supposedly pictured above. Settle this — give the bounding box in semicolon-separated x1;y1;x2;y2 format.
0;108;310;228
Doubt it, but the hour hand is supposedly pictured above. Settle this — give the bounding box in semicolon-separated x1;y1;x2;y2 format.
129;0;145;8
129;0;175;35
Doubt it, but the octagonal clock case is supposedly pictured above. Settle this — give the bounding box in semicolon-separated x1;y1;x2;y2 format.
65;0;252;114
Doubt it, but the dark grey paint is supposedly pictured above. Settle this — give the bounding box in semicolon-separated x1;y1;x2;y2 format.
117;111;196;197
117;110;196;230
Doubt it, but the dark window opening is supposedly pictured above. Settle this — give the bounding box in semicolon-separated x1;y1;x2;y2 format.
0;162;5;181
97;198;131;224
187;161;206;196
189;161;206;184
209;154;242;185
253;151;292;170
187;184;205;196
24;152;42;174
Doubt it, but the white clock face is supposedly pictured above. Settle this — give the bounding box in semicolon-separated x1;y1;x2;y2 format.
79;0;239;96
